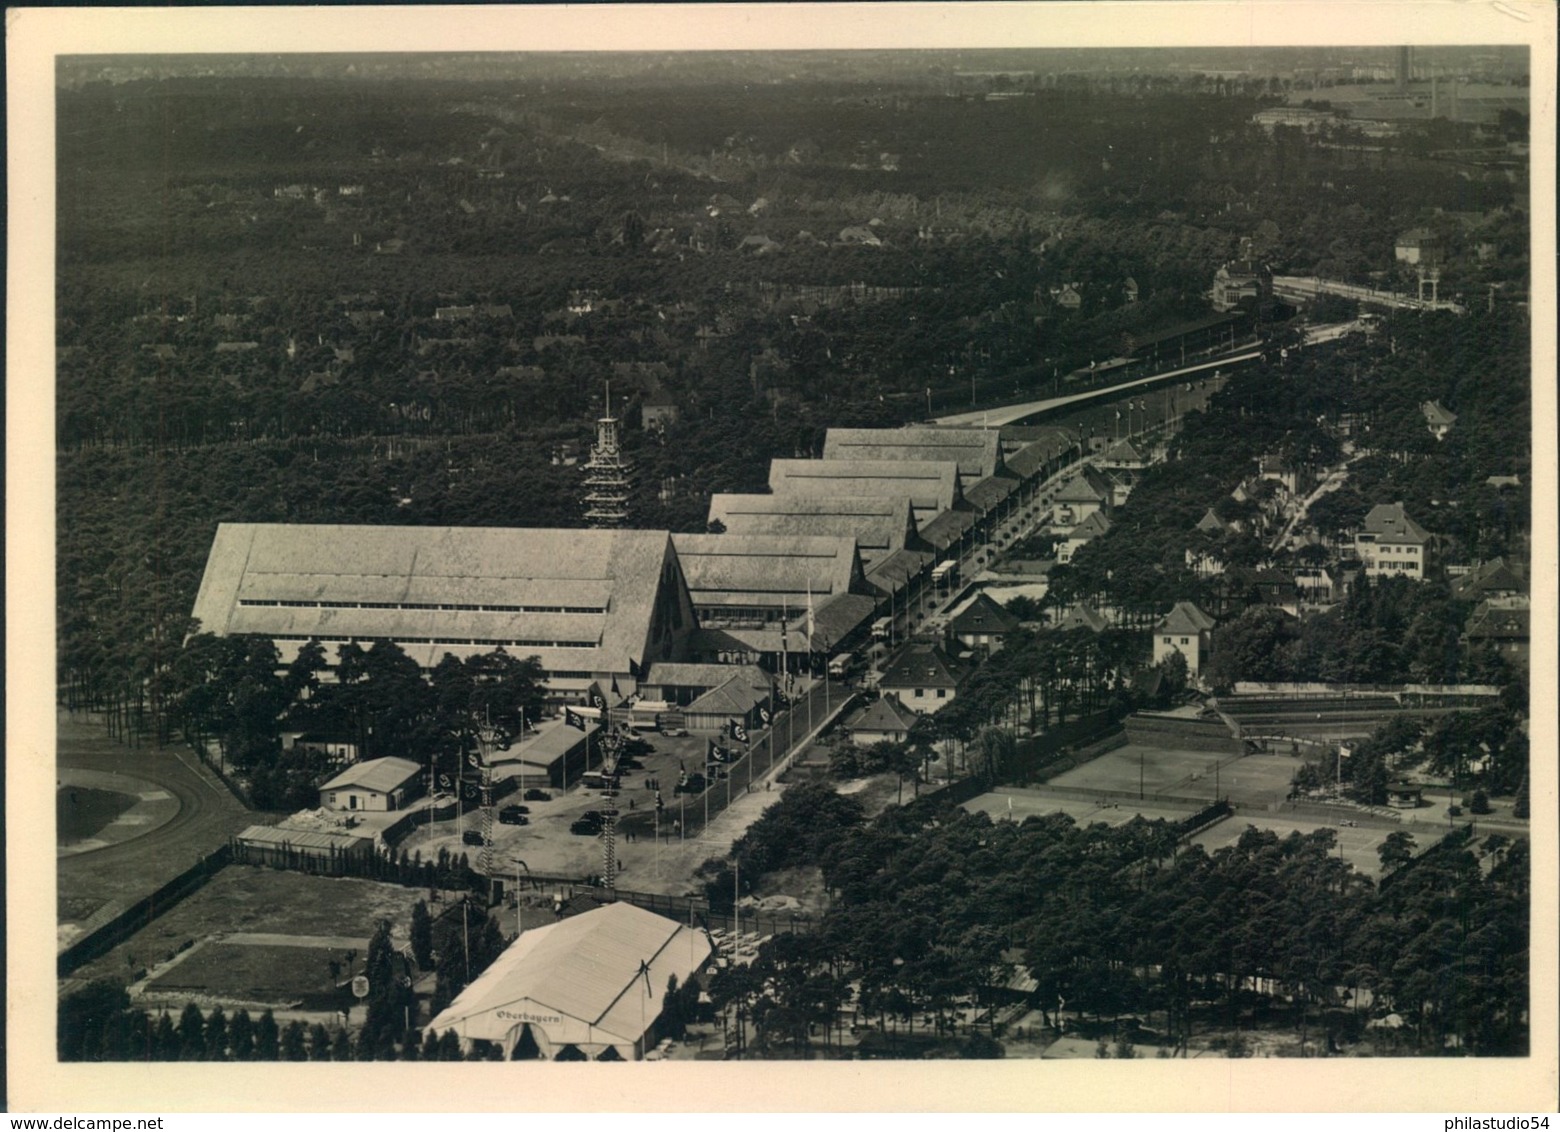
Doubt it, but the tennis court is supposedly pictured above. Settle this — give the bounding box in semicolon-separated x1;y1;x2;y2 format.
1047;745;1304;807
1190;812;1429;877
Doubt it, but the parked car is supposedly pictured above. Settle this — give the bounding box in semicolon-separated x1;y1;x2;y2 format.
523;788;552;802
498;806;530;825
570;816;603;836
659;726;689;738
462;829;487;846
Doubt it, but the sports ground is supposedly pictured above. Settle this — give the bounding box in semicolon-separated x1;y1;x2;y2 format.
1045;744;1305;808
1191;812;1412;878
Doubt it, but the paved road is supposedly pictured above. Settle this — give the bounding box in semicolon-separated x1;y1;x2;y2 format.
57;711;257;946
934;348;1260;428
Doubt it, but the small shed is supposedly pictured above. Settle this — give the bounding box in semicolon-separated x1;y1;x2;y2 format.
1386;782;1424;809
319;757;423;813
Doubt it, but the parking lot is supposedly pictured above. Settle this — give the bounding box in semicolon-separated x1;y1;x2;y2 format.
400;724;796;884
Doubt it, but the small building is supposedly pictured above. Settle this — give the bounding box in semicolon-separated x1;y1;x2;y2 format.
1394;229;1443;267
487;719;598;791
1462;600;1529;667
1100;438;1147;472
844;694;920;747
1053;284;1083;311
1058;510;1111;564
1153;602;1216;678
682;671;772;733
1421;400;1457;441
1386;782;1424;809
282;732;360;765
1355;502;1431;581
319;757;423;812
1451;557;1525;603
641;663;772;707
1211;244;1273;313
427;902;712;1061
877;643;967;715
1055;605;1110;633
947;592;1022;652
1052;466;1114;527
233;825;376;872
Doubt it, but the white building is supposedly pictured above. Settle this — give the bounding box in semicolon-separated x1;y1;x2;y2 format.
1355;502;1431;581
426;902;712;1061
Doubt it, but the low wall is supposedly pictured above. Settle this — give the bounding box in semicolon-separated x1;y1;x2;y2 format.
59;844;233;976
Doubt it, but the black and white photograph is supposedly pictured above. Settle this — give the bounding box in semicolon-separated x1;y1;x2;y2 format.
8;0;1556;1115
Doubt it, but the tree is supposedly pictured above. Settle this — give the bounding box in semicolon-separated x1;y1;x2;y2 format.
177;1003;206;1061
58;979;131;1061
228;1007;255;1061
280;1020;308;1061
255;1009;281;1061
204;1005;229;1061
410;900;434;969
1378;831;1417;874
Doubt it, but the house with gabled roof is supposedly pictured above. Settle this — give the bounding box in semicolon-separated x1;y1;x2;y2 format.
844;694;920;747
1052;465;1114;527
947;592;1022;652
877;643;967;715
1355;502;1432;581
1101;438;1148;471
320;757;423;812
1153;602;1217;678
1451;557;1526;603
1421;400;1457;441
1058;510;1112;564
1462;600;1529;667
1055;604;1110;634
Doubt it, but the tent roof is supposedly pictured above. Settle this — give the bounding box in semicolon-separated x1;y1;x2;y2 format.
823;426;1002;478
428;902;712;1045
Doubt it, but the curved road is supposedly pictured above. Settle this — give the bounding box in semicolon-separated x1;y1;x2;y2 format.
57;712;258;949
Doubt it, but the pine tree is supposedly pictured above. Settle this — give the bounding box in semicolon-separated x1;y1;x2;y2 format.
255;1009;281;1060
281;1020;308;1061
437;1029;465;1061
229;1008;255;1061
331;1027;353;1060
410;900;434;968
177;1002;205;1061
204;1005;229;1060
308;1022;332;1060
152;1012;179;1061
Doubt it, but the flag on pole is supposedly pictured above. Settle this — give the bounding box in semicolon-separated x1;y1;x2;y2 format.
731;720;748;744
564;708;587;732
467;752;481;768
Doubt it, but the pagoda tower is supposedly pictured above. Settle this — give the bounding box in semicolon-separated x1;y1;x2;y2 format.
582;386;632;527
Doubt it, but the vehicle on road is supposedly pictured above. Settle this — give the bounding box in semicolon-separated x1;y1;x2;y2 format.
498;806;530;825
523;788;552;802
659;726;689;738
462;829;487;846
569;814;604;836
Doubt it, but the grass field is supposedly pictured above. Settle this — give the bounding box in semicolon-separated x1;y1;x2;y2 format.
144;940;354;1002
1047;746;1305;807
71;865;425;986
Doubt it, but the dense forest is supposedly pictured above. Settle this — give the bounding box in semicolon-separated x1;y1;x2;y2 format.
691;784;1527;1056
56;66;1529;747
